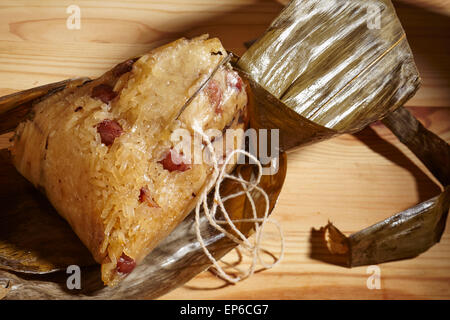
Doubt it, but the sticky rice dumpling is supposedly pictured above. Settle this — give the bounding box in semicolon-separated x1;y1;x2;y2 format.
10;35;248;286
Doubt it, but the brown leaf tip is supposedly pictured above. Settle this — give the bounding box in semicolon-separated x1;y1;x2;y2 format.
91;84;117;103
112;58;138;77
324;222;349;255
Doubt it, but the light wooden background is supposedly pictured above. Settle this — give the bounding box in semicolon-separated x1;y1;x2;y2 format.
0;0;448;299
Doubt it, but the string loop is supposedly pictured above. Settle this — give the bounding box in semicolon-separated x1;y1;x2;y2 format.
194;127;284;283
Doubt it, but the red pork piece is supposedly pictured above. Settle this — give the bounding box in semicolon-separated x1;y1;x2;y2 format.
206;79;223;114
159;149;191;172
97;119;123;146
226;70;243;92
116;253;136;274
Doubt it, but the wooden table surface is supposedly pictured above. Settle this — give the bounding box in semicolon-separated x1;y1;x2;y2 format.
0;0;449;299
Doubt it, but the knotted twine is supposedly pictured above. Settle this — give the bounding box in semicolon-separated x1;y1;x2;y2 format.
193;126;284;283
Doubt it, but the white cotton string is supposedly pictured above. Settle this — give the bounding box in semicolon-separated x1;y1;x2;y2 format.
193;126;284;284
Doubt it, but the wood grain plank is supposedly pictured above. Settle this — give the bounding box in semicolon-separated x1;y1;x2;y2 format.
0;1;449;106
393;1;450;107
0;0;283;95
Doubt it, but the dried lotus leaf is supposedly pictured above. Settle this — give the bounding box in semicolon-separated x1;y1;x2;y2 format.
0;151;287;299
239;0;448;267
238;0;420;133
0;149;96;274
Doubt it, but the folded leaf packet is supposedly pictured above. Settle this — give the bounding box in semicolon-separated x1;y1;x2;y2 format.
237;0;448;267
238;0;420;150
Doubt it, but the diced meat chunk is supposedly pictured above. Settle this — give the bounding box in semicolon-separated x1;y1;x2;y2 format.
116;253;136;274
226;70;243;92
97;119;123;146
159;149;191;172
205;79;223;114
